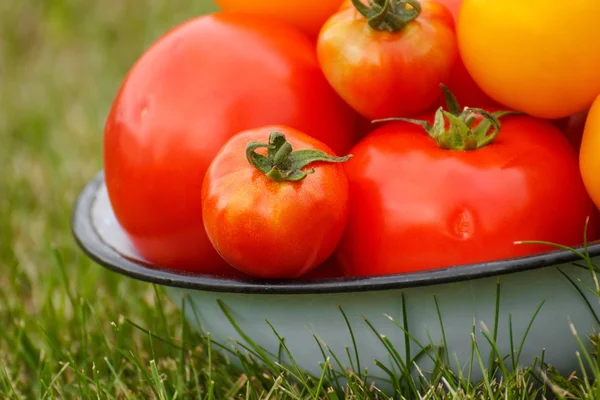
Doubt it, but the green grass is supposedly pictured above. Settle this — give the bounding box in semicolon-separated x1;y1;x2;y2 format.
2;0;600;398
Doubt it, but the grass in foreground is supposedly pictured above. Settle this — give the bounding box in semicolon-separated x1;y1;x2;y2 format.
2;0;600;398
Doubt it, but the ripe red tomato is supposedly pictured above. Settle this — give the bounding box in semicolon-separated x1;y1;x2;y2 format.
335;98;596;276
317;0;458;120
335;0;493;109
104;13;357;274
201;126;351;279
214;0;344;38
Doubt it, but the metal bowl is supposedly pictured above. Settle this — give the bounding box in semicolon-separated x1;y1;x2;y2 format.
72;172;600;389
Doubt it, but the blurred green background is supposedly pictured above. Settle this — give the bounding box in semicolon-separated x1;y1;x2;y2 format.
0;0;215;289
0;1;223;397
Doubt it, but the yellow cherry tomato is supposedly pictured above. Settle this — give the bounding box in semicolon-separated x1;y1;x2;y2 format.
457;0;600;119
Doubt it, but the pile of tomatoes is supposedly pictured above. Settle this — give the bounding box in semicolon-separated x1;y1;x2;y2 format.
103;0;600;280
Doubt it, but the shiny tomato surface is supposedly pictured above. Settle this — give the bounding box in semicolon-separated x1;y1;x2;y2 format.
336;114;596;276
201;126;350;279
104;13;357;274
317;1;458;119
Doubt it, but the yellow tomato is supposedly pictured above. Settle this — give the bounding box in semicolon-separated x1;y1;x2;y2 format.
457;0;600;119
214;0;345;38
580;94;600;210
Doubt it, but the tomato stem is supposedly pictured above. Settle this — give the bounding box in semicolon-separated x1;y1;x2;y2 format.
373;84;521;151
351;0;421;32
246;131;352;182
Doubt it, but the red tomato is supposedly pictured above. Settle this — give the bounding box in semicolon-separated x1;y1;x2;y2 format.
104;13;357;274
317;0;458;120
201;126;350;279
337;0;495;109
214;0;344;38
335;100;596;276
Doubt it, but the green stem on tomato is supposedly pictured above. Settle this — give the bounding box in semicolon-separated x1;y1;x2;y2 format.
245;131;352;182
351;0;421;32
373;84;521;151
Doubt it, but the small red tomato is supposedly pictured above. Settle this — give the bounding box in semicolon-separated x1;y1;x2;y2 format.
336;89;596;276
336;0;494;109
202;126;351;279
317;0;458;120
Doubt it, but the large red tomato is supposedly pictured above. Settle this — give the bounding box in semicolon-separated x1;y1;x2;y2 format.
202;126;350;279
104;13;357;274
335;99;596;276
317;0;458;120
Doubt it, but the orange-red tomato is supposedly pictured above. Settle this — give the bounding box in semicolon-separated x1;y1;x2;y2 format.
580;95;600;212
103;13;357;274
214;0;345;38
337;0;494;109
201;126;350;279
458;0;600;119
317;0;457;120
336;106;596;276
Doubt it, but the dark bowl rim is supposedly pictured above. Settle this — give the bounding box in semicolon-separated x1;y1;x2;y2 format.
71;171;600;295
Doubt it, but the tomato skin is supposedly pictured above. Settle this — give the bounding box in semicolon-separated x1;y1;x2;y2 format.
457;0;600;119
338;0;494;109
214;0;344;38
103;13;357;274
336;115;596;277
580;95;600;212
317;2;458;120
201;126;350;279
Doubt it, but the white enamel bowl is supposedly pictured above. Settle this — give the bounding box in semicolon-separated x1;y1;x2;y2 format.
72;172;600;390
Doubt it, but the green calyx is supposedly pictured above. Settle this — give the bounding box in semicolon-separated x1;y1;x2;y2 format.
351;0;421;32
375;85;520;151
245;131;352;182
